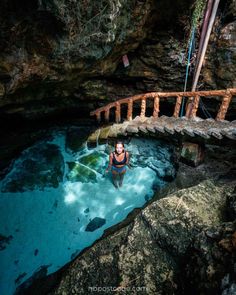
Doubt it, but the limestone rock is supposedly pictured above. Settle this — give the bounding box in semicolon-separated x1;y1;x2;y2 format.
98;126;111;144
184;222;236;295
226;186;236;221
180;142;204;167
87;129;101;148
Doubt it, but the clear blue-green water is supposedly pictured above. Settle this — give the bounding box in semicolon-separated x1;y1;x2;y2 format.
0;127;175;295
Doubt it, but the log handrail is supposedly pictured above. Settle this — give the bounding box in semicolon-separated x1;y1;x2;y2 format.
90;88;236;123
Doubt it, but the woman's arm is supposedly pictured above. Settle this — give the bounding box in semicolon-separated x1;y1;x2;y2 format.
106;153;113;172
126;151;132;169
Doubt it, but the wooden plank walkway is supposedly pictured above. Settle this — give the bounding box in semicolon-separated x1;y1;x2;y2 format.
87;115;236;145
89;88;236;143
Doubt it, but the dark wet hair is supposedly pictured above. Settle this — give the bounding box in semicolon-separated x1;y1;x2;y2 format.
115;141;124;148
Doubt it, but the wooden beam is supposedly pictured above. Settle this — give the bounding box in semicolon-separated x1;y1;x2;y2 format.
186;95;200;118
140;98;146;118
153;96;160;118
115;102;121;123
104;109;110;123
173;95;182;117
216;92;232;121
127;100;133;121
191;95;200;117
95;112;101;123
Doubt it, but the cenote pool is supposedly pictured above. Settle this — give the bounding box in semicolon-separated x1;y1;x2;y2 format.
0;126;176;295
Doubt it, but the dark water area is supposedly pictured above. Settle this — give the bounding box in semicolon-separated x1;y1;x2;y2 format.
0;111;97;178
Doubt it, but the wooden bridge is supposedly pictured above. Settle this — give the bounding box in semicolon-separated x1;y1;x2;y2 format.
89;88;236;143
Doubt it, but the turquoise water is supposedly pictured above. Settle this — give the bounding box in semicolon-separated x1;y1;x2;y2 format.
0;128;175;295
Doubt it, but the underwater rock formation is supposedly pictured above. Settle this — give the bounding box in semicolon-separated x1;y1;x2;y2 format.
85;217;106;232
1;143;64;192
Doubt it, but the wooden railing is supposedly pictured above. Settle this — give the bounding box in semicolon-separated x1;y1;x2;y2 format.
90;88;236;123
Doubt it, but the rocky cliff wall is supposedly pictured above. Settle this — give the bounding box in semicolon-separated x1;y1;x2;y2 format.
0;0;235;120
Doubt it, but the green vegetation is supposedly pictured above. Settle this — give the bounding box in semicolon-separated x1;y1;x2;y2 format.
191;0;207;28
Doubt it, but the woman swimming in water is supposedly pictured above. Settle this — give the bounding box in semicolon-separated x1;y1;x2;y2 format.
105;141;130;188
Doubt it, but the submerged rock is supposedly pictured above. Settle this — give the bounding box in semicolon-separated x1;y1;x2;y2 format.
66;162;97;183
85;217;106;232
79;151;107;175
128;138;176;181
1;143;64;192
15;272;27;285
0;234;13;251
15;265;51;295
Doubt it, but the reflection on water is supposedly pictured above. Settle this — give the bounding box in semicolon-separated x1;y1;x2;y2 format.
0;127;175;295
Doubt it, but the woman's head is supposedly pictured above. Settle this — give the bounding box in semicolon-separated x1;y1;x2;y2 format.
115;141;124;154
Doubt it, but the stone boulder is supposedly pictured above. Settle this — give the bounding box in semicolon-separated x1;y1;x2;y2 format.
226;186;236;221
183;222;236;295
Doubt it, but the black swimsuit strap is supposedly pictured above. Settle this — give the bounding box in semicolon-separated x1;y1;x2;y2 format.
113;151;126;158
112;151;126;165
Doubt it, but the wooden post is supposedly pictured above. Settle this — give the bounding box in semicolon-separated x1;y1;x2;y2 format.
191;95;200;117
216;92;232;121
140;98;146;118
104;108;110;123
191;0;220;91
115;102;121;123
173;95;182;117
127;99;133;121
153;96;160;118
186;95;200;118
96;112;101;123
